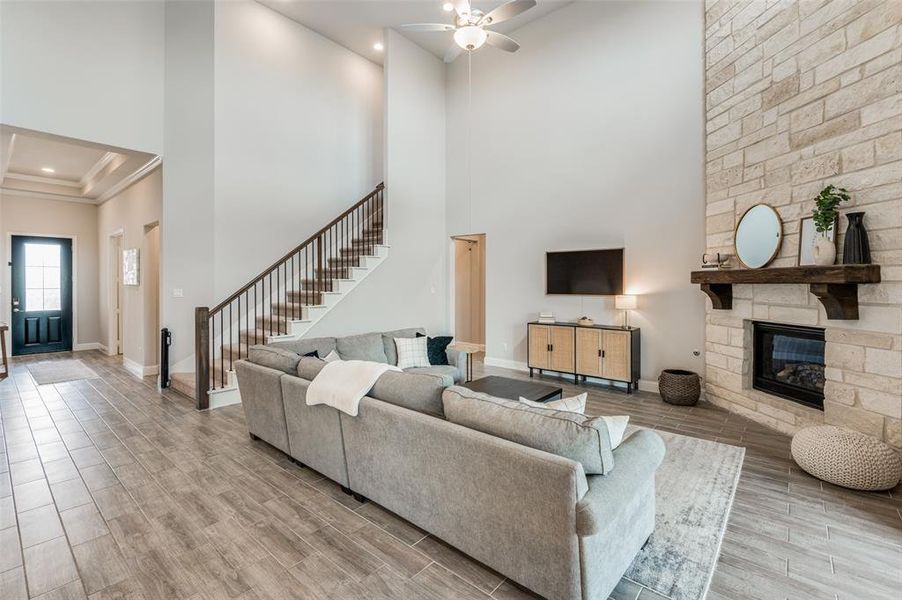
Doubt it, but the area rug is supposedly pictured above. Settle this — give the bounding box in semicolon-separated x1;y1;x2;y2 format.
621;429;744;600
27;359;98;384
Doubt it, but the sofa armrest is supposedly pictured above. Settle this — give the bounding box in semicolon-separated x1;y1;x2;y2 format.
446;348;467;368
575;430;665;536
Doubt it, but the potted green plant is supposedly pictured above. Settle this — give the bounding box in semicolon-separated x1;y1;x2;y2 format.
811;184;850;266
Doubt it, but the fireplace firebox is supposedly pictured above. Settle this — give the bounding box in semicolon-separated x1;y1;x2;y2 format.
753;322;825;410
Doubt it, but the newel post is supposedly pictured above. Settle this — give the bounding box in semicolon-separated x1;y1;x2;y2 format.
195;306;210;410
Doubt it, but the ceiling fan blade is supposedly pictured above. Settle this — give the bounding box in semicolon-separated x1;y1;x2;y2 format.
451;0;472;17
398;23;455;32
481;0;537;26
485;31;520;52
444;43;463;63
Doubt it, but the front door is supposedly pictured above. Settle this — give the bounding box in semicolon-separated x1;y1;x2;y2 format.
10;236;73;355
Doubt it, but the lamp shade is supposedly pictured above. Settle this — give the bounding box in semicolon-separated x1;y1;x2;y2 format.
454;26;488;50
615;295;637;310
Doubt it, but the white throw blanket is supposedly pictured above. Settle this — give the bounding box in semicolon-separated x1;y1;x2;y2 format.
306;360;400;416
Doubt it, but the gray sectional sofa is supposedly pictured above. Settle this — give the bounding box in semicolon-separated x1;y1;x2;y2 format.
235;327;665;600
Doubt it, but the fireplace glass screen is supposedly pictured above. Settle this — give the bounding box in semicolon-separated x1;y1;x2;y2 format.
753;322;825;410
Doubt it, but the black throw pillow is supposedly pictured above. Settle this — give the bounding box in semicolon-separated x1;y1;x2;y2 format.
303;350;319;358
416;333;453;365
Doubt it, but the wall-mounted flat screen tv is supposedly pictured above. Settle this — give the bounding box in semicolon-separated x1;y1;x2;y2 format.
546;248;624;295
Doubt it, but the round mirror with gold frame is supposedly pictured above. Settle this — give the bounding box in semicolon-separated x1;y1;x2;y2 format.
734;204;782;269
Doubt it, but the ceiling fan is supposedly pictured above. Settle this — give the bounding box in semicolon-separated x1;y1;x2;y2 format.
400;0;537;63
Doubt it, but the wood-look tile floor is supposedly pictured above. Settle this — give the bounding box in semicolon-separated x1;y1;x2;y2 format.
1;351;900;600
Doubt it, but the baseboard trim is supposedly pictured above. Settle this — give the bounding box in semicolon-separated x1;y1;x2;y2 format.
638;379;659;393
74;342;103;352
123;358;158;379
483;357;528;371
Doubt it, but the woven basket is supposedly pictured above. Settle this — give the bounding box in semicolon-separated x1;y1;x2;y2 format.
658;369;700;406
791;425;902;491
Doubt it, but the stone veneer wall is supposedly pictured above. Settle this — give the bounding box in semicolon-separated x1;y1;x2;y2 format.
704;0;901;449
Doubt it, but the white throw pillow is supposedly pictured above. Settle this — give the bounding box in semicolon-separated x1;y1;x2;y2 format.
323;350;342;363
520;394;629;449
394;336;430;369
520;393;587;414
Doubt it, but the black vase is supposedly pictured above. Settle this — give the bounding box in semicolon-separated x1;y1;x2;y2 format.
842;212;871;265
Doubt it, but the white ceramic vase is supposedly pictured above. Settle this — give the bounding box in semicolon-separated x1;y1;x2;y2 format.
813;233;836;266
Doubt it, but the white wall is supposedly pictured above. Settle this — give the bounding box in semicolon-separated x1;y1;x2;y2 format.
162;0;216;372
0;194;100;349
0;0;164;154
308;29;448;337
445;1;706;385
97;169;162;372
213;0;384;297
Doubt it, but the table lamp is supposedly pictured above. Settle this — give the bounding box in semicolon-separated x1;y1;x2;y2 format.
615;295;637;328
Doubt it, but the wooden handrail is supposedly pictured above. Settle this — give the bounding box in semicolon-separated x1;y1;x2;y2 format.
210;182;384;314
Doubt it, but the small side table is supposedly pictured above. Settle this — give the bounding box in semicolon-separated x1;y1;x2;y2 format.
0;323;8;381
448;342;483;383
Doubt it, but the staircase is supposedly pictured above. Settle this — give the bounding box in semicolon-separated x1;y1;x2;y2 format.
170;183;387;408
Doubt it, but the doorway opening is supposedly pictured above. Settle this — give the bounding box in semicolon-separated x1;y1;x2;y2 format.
109;233;123;355
452;234;486;357
10;235;73;355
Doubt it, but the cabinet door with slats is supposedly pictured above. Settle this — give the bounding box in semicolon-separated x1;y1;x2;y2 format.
575;328;602;377
549;326;575;373
602;330;631;382
528;325;550;369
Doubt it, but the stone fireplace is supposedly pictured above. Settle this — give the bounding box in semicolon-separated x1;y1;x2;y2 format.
703;1;901;450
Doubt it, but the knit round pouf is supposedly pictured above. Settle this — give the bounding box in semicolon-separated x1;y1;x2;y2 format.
791;425;902;491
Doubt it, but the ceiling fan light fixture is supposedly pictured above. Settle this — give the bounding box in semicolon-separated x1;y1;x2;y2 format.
454;25;487;50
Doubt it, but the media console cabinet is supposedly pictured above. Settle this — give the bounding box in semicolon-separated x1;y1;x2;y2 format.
527;322;641;393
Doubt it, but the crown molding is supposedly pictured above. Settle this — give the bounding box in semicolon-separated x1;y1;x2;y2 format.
4;171;83;188
96;155;161;204
80;151;119;187
0;186;100;205
0;133;15;181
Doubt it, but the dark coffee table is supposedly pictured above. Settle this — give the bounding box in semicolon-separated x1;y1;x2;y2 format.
460;375;562;403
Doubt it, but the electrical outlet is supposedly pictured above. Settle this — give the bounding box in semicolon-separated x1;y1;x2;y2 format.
172;288;184;298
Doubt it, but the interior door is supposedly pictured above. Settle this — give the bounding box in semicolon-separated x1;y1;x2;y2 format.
10;236;73;355
528;324;550;369
575;328;603;377
602;330;631;382
549;326;575;373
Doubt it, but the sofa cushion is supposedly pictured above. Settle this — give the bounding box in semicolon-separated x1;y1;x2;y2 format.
403;366;459;386
382;327;425;365
336;332;388;362
416;333;453;366
270;336;337;358
369;371;447;418
297;357;326;380
442;386;615;475
247;345;301;375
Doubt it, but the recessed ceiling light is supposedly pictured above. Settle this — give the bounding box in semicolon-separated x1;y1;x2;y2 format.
41;167;55;174
373;42;384;51
442;2;454;11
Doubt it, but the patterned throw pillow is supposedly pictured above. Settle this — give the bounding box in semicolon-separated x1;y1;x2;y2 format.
394;336;431;369
519;394;629;449
416;333;453;365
